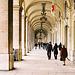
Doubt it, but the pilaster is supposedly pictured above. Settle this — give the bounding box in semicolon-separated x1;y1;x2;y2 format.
22;15;25;56
57;20;60;44
0;0;14;70
69;8;74;61
13;5;23;61
24;17;27;56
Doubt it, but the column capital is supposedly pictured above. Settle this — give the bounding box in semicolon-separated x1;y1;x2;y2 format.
13;5;20;10
13;5;23;11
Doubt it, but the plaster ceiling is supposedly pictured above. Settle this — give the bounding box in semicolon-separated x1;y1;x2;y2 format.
22;0;67;37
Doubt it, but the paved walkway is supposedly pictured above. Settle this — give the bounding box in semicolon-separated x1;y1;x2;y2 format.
0;48;75;75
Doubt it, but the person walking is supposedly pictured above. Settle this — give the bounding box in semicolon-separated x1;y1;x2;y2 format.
38;42;41;49
59;42;62;51
13;48;16;61
46;42;52;60
60;45;69;66
58;42;62;57
54;43;58;59
35;43;37;49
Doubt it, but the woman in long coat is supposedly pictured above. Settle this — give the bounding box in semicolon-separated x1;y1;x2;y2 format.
60;45;68;66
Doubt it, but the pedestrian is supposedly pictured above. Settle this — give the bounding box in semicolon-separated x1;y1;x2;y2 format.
54;43;58;59
38;42;41;49
60;45;69;66
59;42;62;51
43;42;46;49
46;42;52;60
13;48;16;61
35;43;37;49
58;42;62;57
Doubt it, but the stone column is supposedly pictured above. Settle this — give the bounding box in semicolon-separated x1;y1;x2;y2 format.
24;18;27;56
59;19;61;44
62;18;65;45
70;9;75;61
22;15;24;56
27;22;29;53
31;29;35;48
73;21;75;61
13;5;22;61
29;26;31;51
33;30;35;48
57;20;60;44
31;29;33;49
30;27;32;51
52;32;54;45
64;25;68;48
59;19;62;43
26;18;28;53
0;0;14;70
60;17;63;44
69;8;73;61
54;30;56;44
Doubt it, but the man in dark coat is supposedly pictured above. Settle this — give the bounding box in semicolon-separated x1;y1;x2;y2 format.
59;42;62;51
43;43;45;49
46;42;52;60
38;43;41;49
35;43;37;49
54;43;58;59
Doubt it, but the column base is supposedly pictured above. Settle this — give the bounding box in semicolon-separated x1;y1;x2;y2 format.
30;46;31;51
70;50;75;61
0;54;14;70
24;47;27;56
19;49;22;61
27;47;29;53
9;53;14;70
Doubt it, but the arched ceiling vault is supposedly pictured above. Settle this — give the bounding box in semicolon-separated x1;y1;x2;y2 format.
32;23;51;30
35;28;47;37
33;24;50;32
28;9;58;20
35;29;47;35
31;19;52;27
25;1;63;15
36;33;46;38
33;25;50;33
31;19;52;33
30;15;55;27
23;0;65;37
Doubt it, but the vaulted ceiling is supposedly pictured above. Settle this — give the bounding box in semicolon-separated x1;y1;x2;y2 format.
21;0;73;38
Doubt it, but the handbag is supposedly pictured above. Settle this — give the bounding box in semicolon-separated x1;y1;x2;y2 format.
60;58;63;61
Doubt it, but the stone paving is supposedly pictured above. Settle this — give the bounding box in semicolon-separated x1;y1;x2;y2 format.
0;48;75;75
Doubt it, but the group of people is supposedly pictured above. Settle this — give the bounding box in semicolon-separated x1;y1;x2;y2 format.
35;42;47;49
35;41;70;66
46;42;69;66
